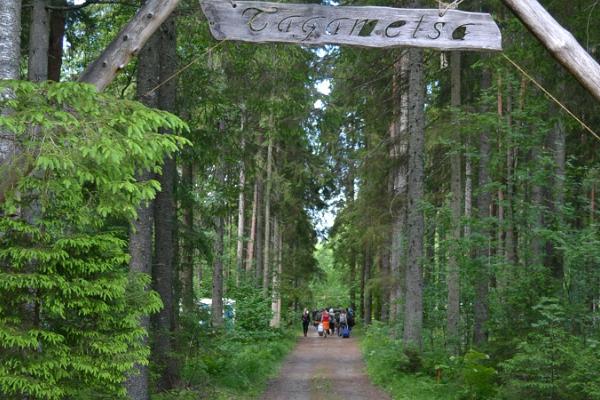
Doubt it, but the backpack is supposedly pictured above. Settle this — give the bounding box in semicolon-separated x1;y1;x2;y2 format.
339;313;347;324
342;325;350;338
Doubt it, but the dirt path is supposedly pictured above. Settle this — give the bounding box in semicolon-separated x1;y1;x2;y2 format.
261;329;391;400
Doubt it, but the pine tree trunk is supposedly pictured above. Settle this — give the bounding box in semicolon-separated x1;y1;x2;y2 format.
447;51;462;354
0;1;20;81
48;0;66;81
363;247;372;325
152;14;178;391
270;218;282;327
28;0;49;82
255;174;264;285
473;69;492;347
380;247;390;322
0;0;22;202
236;135;246;284
181;161;194;313
262;137;273;293
125;27;160;400
403;46;425;350
246;179;258;273
212;169;225;328
547;110;565;278
390;51;409;324
505;82;516;265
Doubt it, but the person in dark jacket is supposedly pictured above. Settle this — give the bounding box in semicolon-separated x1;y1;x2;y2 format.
302;308;311;337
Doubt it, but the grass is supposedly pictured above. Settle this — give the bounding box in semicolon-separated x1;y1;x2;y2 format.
153;329;298;400
359;323;462;400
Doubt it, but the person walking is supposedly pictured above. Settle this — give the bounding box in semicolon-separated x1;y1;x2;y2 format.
302;308;311;337
339;309;348;337
321;308;330;338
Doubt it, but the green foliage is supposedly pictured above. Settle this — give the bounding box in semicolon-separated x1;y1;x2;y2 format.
159;297;294;400
310;243;350;309
228;283;273;334
361;322;461;400
0;81;188;399
499;298;574;400
459;350;497;399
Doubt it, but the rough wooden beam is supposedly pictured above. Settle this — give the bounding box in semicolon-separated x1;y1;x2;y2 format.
79;0;181;91
201;0;502;51
502;0;600;103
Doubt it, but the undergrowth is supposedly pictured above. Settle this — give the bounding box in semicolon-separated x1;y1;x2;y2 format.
153;284;297;399
361;322;462;400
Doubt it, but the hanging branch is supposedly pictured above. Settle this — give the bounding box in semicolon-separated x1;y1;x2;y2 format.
502;0;600;103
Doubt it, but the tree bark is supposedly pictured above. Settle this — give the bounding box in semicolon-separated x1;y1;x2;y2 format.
447;50;462;354
151;15;178;391
403;46;425;350
236;135;246;285
0;0;23;204
262;136;273;293
28;0;50;82
125;27;160;400
473;69;492;347
389;51;409;324
502;0;600;102
505;82;516;265
246;179;258;273
181;161;194;313
363;247;372;325
0;0;21;81
269;218;282;327
212;169;225;328
48;0;66;81
78;0;181;91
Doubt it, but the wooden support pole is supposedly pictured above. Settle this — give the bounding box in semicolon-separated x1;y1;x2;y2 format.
79;0;181;91
502;0;600;103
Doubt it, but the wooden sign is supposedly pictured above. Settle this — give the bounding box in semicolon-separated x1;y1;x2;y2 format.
200;1;502;51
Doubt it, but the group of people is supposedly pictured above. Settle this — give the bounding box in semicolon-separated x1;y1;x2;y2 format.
301;307;355;338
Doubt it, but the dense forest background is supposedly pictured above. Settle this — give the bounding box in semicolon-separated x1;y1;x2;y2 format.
0;0;599;399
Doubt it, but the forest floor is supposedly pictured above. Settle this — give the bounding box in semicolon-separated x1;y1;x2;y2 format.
260;328;391;400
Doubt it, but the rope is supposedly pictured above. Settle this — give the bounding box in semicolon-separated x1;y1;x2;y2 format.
502;53;600;143
143;40;227;98
438;0;465;17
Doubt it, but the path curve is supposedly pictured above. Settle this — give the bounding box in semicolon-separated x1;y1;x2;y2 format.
261;329;390;400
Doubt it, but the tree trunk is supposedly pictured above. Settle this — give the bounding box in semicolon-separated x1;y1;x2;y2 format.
0;0;20;81
236;135;246;285
447;50;462;354
48;0;66;81
390;51;409;324
403;46;425;350
262;136;273;293
246;179;258;274
152;14;178;391
547;111;565;278
505;82;516;265
28;0;50;82
502;0;600;102
125;27;160;400
0;0;23;204
473;69;492;348
255;173;264;285
78;0;181;91
181;161;194;313
380;247;390;322
212;170;225;328
363;247;372;325
270;218;282;328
